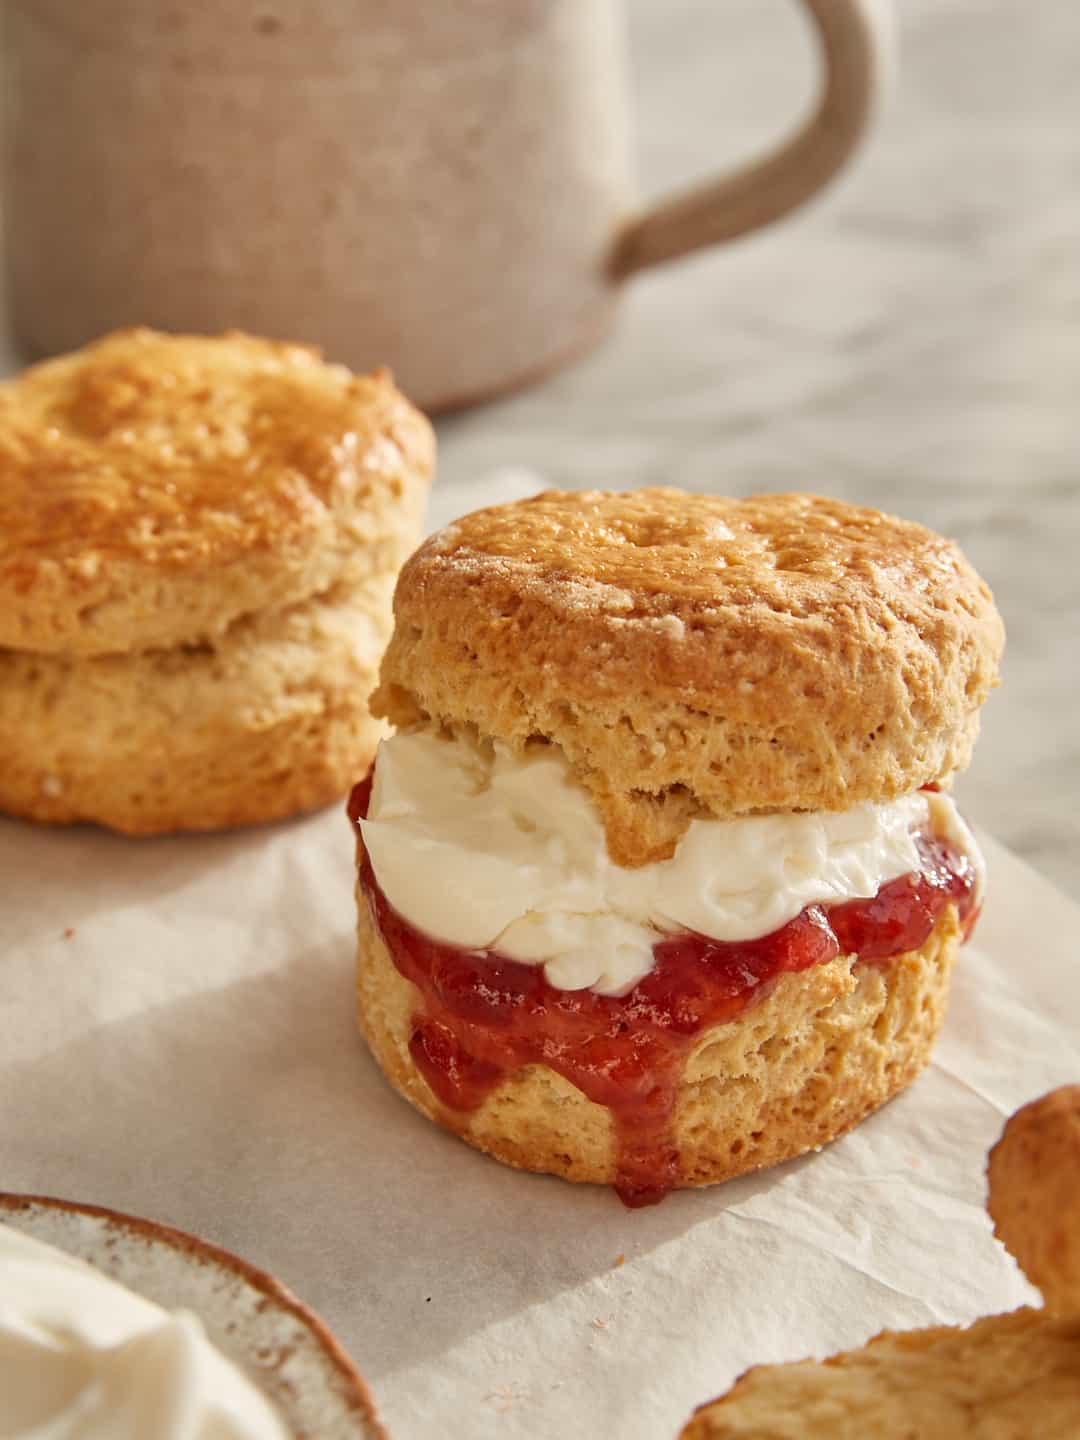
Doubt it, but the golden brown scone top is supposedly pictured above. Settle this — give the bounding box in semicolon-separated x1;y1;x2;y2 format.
375;489;1004;866
988;1085;1080;1315
0;328;434;654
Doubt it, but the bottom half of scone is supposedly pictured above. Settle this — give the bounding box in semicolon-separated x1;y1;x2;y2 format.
354;863;963;1205
0;578;393;834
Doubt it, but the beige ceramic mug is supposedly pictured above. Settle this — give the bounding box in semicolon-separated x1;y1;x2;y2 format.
2;0;887;411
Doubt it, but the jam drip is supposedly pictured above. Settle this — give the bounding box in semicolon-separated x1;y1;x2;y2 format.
349;777;978;1208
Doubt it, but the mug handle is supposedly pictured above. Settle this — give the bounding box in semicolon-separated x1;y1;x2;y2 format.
610;0;889;278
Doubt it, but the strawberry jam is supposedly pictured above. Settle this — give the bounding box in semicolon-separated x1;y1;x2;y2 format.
349;774;979;1208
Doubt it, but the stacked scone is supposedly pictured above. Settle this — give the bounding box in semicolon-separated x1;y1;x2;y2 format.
0;328;432;833
679;1086;1080;1437
351;489;1003;1205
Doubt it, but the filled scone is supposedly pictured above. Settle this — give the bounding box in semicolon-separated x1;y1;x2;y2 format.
679;1086;1080;1437
350;489;1004;1205
0;328;433;832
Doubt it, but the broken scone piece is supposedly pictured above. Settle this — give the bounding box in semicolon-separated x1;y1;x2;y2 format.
0;328;432;832
987;1084;1080;1316
680;1085;1080;1439
350;489;1003;1206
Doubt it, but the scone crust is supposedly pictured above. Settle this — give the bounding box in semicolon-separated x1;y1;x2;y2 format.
0;328;434;654
373;489;1003;866
0;582;392;833
355;872;960;1192
681;1309;1080;1439
987;1085;1080;1315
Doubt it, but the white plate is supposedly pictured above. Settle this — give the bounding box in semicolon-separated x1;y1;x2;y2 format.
0;1192;385;1440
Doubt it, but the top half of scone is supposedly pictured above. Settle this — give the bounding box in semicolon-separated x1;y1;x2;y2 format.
0;328;435;655
372;488;1004;869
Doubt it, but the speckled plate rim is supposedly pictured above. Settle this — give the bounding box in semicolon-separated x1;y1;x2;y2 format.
0;1192;387;1440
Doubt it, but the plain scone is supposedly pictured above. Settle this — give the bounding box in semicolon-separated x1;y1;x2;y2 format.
680;1086;1080;1439
355;489;1004;1194
0;328;433;832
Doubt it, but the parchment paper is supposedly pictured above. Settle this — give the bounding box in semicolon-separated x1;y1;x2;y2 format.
1;474;1078;1439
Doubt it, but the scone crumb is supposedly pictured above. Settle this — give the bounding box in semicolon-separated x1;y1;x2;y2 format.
72;553;101;579
483;1384;530;1414
654;613;686;640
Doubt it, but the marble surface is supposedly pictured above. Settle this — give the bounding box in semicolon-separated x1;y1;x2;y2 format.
433;0;1080;902
0;1;1075;902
